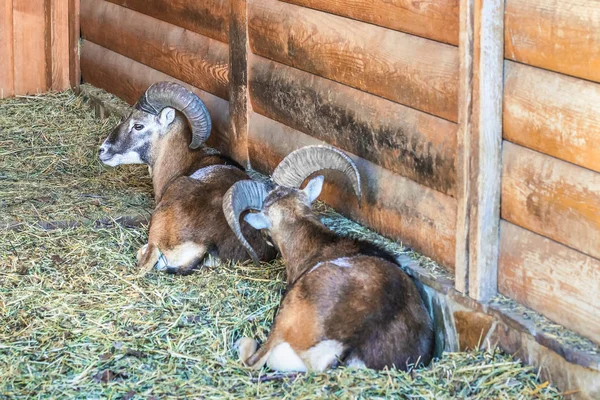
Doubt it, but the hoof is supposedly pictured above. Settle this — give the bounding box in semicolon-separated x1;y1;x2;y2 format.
236;337;258;364
136;244;149;262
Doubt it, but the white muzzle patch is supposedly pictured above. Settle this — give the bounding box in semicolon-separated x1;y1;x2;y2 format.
101;151;144;167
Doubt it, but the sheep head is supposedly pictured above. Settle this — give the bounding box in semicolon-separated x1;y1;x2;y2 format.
99;82;212;167
223;145;361;265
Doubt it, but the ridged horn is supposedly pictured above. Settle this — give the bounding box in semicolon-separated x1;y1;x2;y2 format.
223;180;269;266
135;81;212;149
272;145;361;202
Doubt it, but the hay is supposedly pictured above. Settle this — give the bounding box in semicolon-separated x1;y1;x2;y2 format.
0;91;153;227
491;295;599;356
0;224;561;399
0;90;562;399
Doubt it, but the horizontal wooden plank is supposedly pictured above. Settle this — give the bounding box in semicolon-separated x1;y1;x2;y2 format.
249;54;458;196
504;61;600;173
248;0;459;122
105;0;229;44
248;112;457;269
499;221;600;343
81;41;231;153
0;0;14;98
13;0;47;94
280;0;459;46
81;0;229;100
502;142;600;260
505;0;600;83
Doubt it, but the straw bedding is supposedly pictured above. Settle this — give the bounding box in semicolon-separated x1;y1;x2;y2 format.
0;90;562;399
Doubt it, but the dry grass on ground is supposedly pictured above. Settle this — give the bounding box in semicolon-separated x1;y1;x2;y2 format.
0;91;562;399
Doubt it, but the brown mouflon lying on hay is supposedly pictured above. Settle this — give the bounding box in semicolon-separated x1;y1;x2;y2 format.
98;82;276;274
223;145;434;371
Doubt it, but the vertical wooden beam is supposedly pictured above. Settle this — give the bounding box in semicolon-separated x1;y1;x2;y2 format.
45;0;53;89
13;0;48;94
68;0;80;90
455;0;505;302
455;0;474;294
0;0;14;98
50;0;71;90
229;0;250;166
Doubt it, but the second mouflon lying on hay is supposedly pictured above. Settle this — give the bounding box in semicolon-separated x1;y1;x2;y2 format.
99;82;276;274
223;145;434;372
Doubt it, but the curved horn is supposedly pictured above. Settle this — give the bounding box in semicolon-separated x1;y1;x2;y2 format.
272;145;361;202
223;180;269;266
135;82;212;149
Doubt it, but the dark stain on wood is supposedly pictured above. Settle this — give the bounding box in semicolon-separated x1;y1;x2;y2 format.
247;113;458;268
248;0;459;122
249;56;457;196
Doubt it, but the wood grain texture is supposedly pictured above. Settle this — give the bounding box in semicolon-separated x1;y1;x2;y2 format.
249;54;458;196
248;0;459;122
502;142;600;260
499;221;600;344
455;0;504;301
0;0;14;98
50;0;70;90
504;61;600;173
279;0;459;46
81;41;231;154
505;0;600;83
105;0;229;44
228;0;250;166
81;0;229;100
68;0;80;89
454;0;474;293
248;112;457;269
13;0;47;94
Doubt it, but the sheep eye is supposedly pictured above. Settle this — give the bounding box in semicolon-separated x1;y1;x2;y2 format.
134;124;144;131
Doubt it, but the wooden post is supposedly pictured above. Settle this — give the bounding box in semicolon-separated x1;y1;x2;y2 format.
0;0;14;98
455;0;504;302
45;0;71;91
229;0;250;166
13;0;48;94
69;0;81;90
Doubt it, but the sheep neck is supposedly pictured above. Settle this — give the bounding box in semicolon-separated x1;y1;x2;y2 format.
273;215;339;286
150;121;209;203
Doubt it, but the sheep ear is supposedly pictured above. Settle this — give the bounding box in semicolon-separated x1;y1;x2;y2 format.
159;107;176;128
302;175;324;203
244;212;271;230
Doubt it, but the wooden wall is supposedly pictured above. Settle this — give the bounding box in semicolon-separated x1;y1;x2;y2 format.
499;0;600;343
244;0;460;268
0;0;80;98
78;0;600;345
80;0;460;269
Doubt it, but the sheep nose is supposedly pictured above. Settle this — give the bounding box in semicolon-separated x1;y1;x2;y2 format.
98;146;107;156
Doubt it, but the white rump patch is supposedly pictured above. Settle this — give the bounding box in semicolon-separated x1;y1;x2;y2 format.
345;357;366;369
267;342;307;372
304;340;345;372
189;165;239;181
103;151;144;166
308;256;357;274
